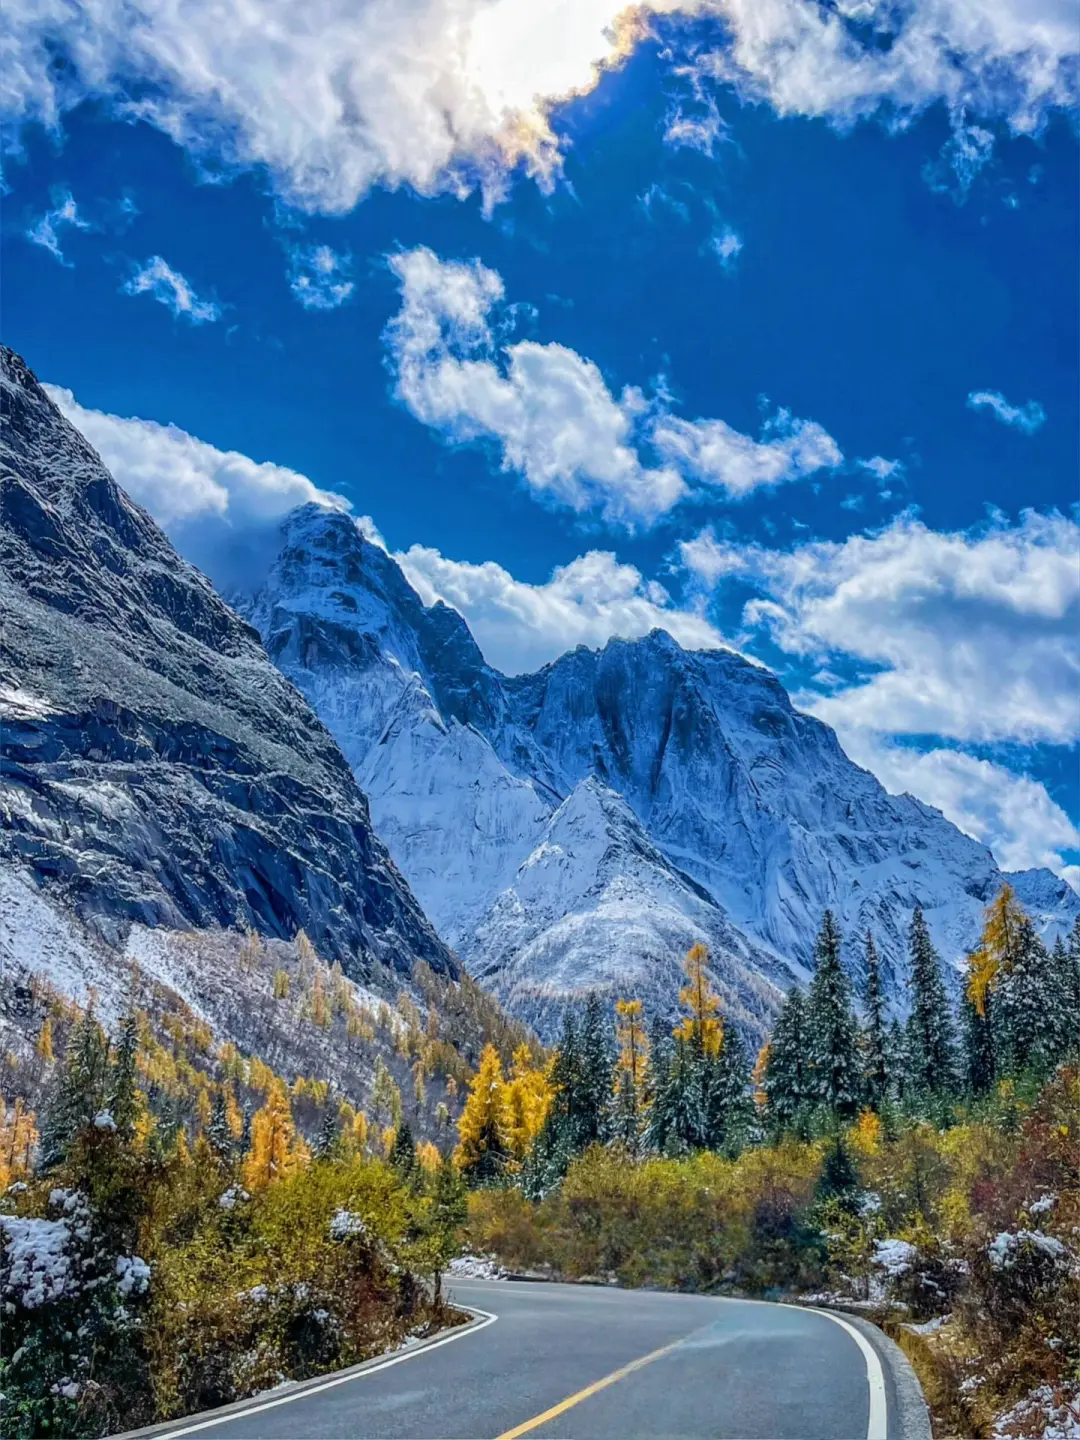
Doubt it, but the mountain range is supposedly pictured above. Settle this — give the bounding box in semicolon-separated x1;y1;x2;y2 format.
2;345;1076;1045
235;502;1079;1031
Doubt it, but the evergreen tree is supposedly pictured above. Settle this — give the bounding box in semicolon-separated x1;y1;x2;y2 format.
428;1156;468;1302
860;934;890;1112
763;988;810;1136
108;1009;140;1140
1049;935;1079;1063
642;1024;676;1154
995;918;1060;1079
207;1088;235;1166
961;983;996;1097
805;912;861;1121
904;907;959;1112
390;1119;418;1182
577;993;614;1149
815;1131;860;1209
702;1022;753;1156
313;1100;340;1161
660;1036;706;1155
613;999;649;1152
39;1008;110;1170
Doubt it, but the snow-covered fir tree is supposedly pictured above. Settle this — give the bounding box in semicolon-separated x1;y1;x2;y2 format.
904;906;959;1109
995;917;1062;1079
860;933;890;1112
762;988;810;1135
805;912;861;1120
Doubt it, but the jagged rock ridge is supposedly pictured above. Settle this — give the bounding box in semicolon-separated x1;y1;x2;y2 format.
0;347;454;982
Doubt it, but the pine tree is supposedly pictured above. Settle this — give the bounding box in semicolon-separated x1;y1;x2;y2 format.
577;993;613;1149
39;1007;110;1170
390;1119;418;1182
702;1022;753;1156
660;1036;706;1155
995;918;1060;1079
961;983;996;1096
806;912;861;1121
904;907;959;1112
860;934;890;1112
108;1009;140;1140
1049;935;1079;1063
763;988;810;1136
313;1100;340;1161
207;1088;235;1165
455;1044;509;1185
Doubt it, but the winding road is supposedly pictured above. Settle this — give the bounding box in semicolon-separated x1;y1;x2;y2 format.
128;1279;930;1440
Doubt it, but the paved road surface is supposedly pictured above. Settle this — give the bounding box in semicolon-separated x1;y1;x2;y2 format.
138;1278;923;1440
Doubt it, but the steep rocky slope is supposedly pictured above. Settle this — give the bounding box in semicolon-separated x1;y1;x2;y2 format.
239;502;1077;1019
0;347;453;982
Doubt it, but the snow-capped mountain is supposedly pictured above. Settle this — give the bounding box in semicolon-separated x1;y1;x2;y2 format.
236;501;1078;1026
0;348;453;983
467;777;793;1038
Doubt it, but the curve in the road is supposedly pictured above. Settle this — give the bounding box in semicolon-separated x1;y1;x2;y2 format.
121;1279;929;1440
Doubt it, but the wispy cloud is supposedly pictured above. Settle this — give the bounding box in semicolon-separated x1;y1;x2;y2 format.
709;225;743;270
121;256;222;324
967;389;1046;434
286;243;354;310
26;189;90;264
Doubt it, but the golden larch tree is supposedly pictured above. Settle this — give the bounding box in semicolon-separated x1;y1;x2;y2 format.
674;942;723;1055
968;883;1029;1016
455;1043;510;1178
503;1044;554;1162
243;1081;306;1190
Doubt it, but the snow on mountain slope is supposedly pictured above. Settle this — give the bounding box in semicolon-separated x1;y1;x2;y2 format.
239;503;1078;1020
358;677;550;946
466;779;793;1040
501;630;1079;988
0;349;453;983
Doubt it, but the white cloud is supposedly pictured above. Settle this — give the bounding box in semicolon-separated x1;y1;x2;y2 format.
286;243;354;310
967;389;1047;434
682;510;1080;747
122;256;221;324
858;455;903;481
44;383;348;585
923;119;995;197
398;544;724;674
387;247;686;525
4;0;1075;214
838;733;1080;879
387;246;841;521
653;408;842;498
664;92;726;154
709;224;743;269
25;188;90;263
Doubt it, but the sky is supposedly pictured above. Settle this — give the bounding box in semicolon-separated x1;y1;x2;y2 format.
3;0;1078;887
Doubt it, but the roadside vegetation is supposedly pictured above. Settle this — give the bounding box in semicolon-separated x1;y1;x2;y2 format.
457;889;1080;1440
2;888;1076;1439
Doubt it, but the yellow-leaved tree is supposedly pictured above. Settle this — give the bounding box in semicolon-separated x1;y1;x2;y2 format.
968;883;1028;1016
613;998;650;1146
674;942;723;1055
242;1081;307;1191
455;1044;510;1183
504;1044;553;1162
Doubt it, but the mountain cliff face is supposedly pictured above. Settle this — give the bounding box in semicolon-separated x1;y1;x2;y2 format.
239;502;1078;1028
0;348;454;982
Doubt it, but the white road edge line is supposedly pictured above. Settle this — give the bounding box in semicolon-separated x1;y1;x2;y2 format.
803;1306;888;1440
149;1307;499;1438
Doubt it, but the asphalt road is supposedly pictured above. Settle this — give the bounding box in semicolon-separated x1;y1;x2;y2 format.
135;1279;927;1440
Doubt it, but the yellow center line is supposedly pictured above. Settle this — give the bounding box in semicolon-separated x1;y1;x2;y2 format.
494;1334;688;1440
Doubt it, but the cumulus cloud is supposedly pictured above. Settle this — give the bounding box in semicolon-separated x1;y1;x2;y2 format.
858;455;904;481
25;188;90;263
45;383;348;586
967;389;1047;434
837;734;1080;879
387;246;841;521
739;511;1079;746
286;243;355;310
387;247;686;524
4;0;1075;214
398;544;724;674
121;256;222;324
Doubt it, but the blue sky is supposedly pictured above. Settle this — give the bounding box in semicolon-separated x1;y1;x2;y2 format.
3;1;1078;885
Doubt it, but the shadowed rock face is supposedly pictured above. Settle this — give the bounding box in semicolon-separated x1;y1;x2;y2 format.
0;345;454;982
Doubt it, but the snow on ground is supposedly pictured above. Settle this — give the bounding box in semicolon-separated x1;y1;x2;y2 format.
447;1254;507;1280
992;1386;1080;1440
